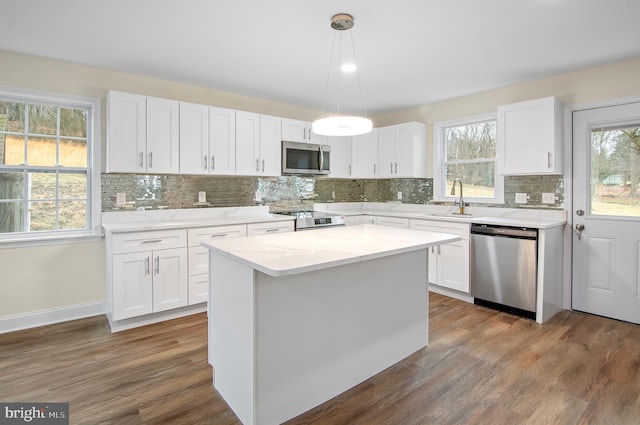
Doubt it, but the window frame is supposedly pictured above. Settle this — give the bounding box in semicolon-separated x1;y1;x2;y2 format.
0;86;101;246
433;112;504;204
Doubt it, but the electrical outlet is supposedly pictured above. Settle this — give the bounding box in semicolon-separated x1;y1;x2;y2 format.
397;191;403;200
116;192;126;206
542;193;555;204
255;190;262;202
332;191;336;199
515;193;528;204
198;191;206;203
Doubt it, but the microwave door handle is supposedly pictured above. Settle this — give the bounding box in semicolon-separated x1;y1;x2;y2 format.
318;146;324;172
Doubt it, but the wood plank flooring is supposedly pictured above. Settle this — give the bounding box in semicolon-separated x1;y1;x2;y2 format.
1;293;639;424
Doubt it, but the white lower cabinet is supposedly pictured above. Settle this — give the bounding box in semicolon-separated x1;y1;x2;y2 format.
187;224;247;305
410;219;470;293
111;229;188;321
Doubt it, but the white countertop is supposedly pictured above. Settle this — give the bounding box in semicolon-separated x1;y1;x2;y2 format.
102;206;294;233
202;224;460;277
314;202;567;229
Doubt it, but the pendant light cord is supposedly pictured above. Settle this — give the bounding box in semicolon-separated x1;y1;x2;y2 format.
349;29;368;119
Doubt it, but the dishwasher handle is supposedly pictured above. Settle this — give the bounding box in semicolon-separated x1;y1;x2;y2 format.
471;224;537;239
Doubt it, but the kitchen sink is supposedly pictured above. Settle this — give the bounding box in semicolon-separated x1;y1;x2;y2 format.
422;213;473;219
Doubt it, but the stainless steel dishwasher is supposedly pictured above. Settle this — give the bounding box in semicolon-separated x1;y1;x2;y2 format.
470;224;538;319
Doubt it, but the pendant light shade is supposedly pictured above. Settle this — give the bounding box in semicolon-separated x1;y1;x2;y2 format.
312;13;372;137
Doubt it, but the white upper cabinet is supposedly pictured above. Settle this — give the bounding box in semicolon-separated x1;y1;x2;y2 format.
352;128;378;178
179;104;236;175
209;107;237;175
259;114;282;176
107;91;179;174
235;112;282;176
328;136;352;178
179;101;210;175
235;111;261;175
145;97;180;174
497;96;563;175
377;122;427;178
281;118;325;144
107;91;146;173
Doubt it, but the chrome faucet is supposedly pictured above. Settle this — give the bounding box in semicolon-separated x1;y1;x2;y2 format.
450;178;465;215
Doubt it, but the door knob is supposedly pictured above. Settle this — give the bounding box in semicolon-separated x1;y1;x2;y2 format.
575;223;585;240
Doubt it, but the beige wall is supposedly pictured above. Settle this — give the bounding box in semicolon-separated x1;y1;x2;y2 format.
374;57;640;177
1;50;640;323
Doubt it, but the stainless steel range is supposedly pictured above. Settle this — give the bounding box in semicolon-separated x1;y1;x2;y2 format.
277;211;346;231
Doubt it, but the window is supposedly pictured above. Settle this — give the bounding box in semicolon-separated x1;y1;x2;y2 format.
434;113;504;203
0;88;100;242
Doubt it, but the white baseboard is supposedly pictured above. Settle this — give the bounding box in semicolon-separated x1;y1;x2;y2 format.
0;301;106;334
107;303;207;333
428;284;474;304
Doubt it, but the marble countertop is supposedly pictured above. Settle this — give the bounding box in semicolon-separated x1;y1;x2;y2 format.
202;224;460;277
102;206;294;233
314;203;567;229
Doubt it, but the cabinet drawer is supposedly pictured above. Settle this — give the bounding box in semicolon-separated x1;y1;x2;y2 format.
409;219;469;239
374;216;409;228
112;229;187;254
247;221;294;236
188;224;247;246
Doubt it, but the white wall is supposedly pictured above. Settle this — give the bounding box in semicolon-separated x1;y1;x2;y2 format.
1;49;640;330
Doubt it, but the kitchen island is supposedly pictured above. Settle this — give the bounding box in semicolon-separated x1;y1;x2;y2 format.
202;224;460;425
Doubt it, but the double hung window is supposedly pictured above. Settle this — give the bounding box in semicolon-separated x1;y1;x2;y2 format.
0;89;99;242
434;113;503;203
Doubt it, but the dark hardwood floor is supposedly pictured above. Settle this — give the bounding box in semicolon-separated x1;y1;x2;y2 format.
1;293;639;424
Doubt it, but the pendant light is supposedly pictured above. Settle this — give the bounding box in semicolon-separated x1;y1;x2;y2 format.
312;13;373;137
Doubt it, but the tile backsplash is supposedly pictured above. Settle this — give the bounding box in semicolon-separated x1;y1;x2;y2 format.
102;174;564;212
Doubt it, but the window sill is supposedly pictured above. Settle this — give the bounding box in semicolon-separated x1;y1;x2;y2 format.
0;232;103;249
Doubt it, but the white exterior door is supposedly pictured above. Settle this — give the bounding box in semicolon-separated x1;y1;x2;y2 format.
572;102;640;324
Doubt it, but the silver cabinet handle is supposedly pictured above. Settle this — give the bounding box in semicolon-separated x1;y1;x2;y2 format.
395;162;398;174
148;152;153;168
145;256;150;275
349;164;352;176
211;155;215;170
139;151;144;168
155;256;160;274
373;164;376;175
319;146;324;171
262;159;265;172
203;155;208;169
255;158;259;172
266;228;280;233
141;239;162;244
210;233;228;238
548;152;552;168
390;163;393;174
302;128;306;140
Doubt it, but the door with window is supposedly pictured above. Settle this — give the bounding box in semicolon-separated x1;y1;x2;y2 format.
572;102;640;324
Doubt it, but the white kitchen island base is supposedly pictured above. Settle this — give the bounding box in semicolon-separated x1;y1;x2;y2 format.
204;225;459;425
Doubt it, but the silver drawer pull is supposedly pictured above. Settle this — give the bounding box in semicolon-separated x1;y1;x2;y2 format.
141;239;163;244
266;228;280;233
210;233;228;238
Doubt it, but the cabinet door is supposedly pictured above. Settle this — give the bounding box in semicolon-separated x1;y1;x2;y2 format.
259;114;282;176
395;122;427;178
497;96;562;175
235;111;261;175
107;91;146;173
377;125;396;177
328;136;352;178
179;101;209;175
439;240;470;293
373;216;409;228
282;118;307;143
210;107;236;175
112;251;153;320
352;129;378;178
152;247;188;312
146;97;180;174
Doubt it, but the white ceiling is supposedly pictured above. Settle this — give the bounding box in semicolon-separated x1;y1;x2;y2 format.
1;0;640;115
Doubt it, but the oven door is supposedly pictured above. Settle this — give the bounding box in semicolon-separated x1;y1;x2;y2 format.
282;141;330;175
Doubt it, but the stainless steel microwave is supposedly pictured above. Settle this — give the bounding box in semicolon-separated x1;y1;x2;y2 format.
282;141;330;175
